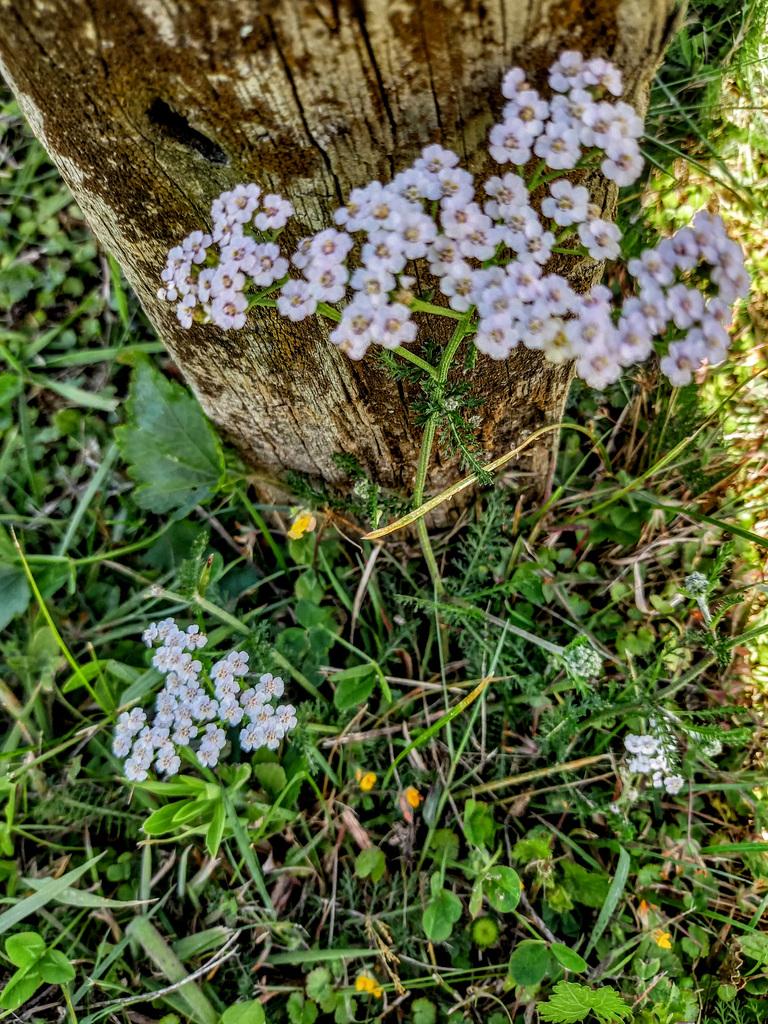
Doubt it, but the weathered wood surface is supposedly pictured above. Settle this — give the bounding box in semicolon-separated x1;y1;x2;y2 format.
0;0;679;500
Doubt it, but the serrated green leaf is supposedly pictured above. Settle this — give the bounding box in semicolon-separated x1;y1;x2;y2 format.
538;982;631;1023
115;360;225;516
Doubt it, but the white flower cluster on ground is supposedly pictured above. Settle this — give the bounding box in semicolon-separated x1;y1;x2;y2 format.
112;618;297;781
624;718;684;795
158;50;749;391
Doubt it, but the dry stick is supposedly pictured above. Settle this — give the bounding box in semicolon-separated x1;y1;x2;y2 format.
364;423;603;541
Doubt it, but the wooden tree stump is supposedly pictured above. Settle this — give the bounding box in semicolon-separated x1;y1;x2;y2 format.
0;0;680;502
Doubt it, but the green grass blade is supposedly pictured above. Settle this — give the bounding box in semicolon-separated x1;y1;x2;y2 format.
0;853;104;935
584;846;630;958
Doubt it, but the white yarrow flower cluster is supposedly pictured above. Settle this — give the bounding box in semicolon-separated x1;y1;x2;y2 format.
624;717;684;795
157;183;293;331
159;52;748;393
628;211;748;386
113;618;297;782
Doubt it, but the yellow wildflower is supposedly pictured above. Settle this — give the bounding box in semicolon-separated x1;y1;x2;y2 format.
287;510;317;540
404;786;421;809
652;928;672;949
355;974;382;997
358;771;377;792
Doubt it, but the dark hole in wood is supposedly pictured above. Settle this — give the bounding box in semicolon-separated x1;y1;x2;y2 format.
148;98;228;165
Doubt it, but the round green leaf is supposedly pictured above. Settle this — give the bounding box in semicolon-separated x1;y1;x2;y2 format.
355;847;386;883
485;866;521;913
38;948;76;984
5;932;45;969
220;998;266;1024
423;887;462;943
412;997;437;1024
509;939;549;987
550;943;587;973
333;665;377;711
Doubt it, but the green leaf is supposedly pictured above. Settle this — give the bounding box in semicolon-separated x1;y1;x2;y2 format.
550;944;588;974
508;939;548;988
115;360;225;516
21;878;148;910
143;802;190;835
484;866;521;913
412;997;437;1024
0;373;22;409
0;969;42;1012
510;563;544;604
287;991;318;1024
740;932;768;963
561;862;609;909
220;999;266;1024
422;878;462;943
355;848;386;883
0;854;103;936
584;847;630;957
205;800;226;857
0;564;30;630
5;932;45;969
252;763;287;800
333;664;377;711
538;982;631;1023
463;800;497;849
38;948;75;984
306;967;334;1005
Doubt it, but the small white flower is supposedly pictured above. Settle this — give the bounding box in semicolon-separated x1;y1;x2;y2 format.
124;758;149;783
240;723;265;752
226;650;250;677
276;704;298;731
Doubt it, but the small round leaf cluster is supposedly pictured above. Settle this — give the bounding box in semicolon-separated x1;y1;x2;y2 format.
624;718;684;795
158;50;748;393
112;618;297;782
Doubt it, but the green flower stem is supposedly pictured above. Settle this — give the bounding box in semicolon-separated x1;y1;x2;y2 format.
393;346;439;379
412;314;473;594
409;298;465;320
526;158;547;192
317;301;342;323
